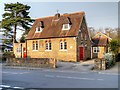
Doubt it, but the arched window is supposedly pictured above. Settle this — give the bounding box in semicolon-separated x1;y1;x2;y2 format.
60;41;63;50
64;41;67;49
45;40;52;50
60;40;67;50
32;41;35;50
36;41;38;50
49;41;52;50
32;41;39;50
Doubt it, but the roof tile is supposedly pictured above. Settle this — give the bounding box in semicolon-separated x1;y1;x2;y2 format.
26;12;84;39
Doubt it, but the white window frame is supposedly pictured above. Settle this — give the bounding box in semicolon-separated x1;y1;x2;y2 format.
60;41;63;50
32;41;39;51
62;24;71;30
36;41;38;50
64;41;67;50
35;27;43;33
93;47;99;53
32;41;35;50
59;41;67;51
45;41;52;51
16;47;21;53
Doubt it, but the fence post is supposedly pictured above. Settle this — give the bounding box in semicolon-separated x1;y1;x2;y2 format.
102;59;106;70
53;58;56;68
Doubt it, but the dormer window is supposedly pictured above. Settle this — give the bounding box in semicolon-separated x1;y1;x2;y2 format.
35;21;44;33
62;24;71;30
35;27;43;33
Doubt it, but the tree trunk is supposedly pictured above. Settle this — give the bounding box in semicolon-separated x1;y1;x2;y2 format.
13;24;17;43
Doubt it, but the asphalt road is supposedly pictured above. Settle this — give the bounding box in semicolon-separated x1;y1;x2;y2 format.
1;68;119;89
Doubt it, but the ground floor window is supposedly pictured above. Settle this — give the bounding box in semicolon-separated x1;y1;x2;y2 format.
60;40;67;50
16;47;21;53
36;41;38;50
45;40;52;50
32;41;39;50
93;47;99;53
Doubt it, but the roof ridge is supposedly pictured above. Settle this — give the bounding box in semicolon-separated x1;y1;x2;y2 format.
35;11;85;20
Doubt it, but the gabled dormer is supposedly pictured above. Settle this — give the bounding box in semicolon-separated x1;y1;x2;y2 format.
62;24;71;30
35;21;44;33
62;17;72;30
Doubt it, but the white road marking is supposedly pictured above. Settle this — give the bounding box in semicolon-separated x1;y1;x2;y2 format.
2;72;29;75
13;87;24;89
45;75;103;81
98;72;119;75
0;85;11;88
0;85;24;89
45;75;55;78
3;72;20;74
43;69;89;74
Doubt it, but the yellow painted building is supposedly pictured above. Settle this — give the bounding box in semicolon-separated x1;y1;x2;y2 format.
13;42;26;58
92;32;112;59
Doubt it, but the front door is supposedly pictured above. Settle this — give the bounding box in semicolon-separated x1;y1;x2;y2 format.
79;47;84;60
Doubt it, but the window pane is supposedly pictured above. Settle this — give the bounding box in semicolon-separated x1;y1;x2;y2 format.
19;48;21;52
33;42;35;50
46;42;48;50
49;42;51;50
93;47;97;53
16;48;18;52
97;47;99;52
64;24;68;29
38;27;40;31
60;42;63;49
64;41;67;49
36;41;38;50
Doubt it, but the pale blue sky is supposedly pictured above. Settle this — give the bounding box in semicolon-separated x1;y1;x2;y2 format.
0;1;118;39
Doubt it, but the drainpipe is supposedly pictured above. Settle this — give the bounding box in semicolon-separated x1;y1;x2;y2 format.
91;45;92;59
26;40;27;58
21;44;22;58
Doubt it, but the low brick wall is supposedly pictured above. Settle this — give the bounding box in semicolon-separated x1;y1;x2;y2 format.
6;58;56;68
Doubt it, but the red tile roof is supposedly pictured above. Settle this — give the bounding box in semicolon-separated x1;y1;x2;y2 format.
26;12;85;40
92;33;110;46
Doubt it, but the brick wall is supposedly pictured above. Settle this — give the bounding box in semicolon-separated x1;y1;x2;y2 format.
26;37;77;62
6;58;56;68
77;17;91;61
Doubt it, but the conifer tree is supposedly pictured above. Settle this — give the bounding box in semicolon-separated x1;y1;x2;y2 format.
1;2;33;44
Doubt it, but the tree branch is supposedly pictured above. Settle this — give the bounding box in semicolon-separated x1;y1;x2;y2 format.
17;28;25;31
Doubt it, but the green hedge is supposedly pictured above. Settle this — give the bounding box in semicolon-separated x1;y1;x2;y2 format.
103;53;116;69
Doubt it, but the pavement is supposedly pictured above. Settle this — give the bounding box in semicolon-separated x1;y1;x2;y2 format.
2;59;119;74
56;59;94;72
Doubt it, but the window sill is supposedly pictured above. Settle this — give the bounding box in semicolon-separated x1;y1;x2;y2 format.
93;52;98;53
32;50;39;51
45;50;52;52
59;49;67;51
16;52;21;53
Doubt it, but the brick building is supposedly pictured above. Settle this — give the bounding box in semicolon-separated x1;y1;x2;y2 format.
14;11;91;62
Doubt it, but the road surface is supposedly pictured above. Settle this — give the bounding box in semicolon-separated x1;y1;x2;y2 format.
1;68;118;89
